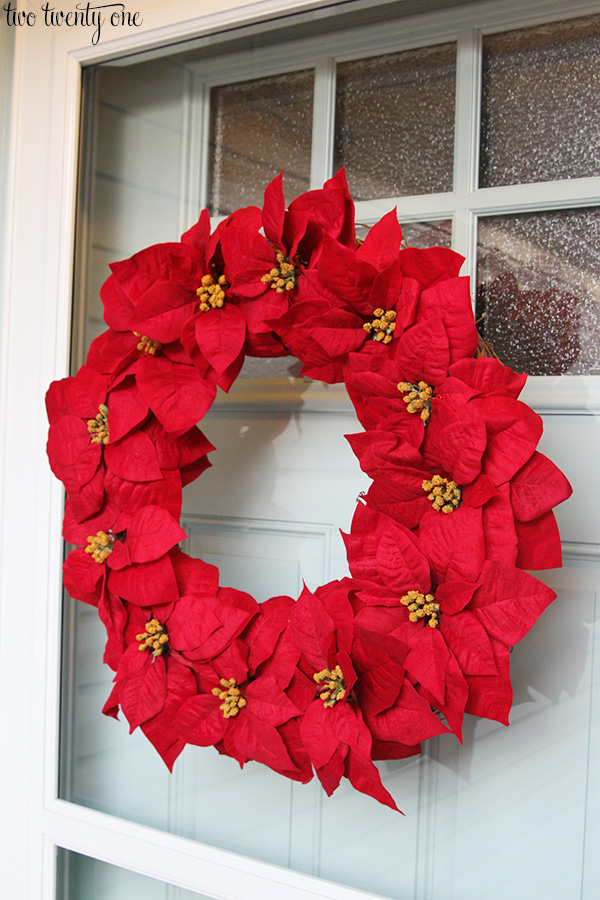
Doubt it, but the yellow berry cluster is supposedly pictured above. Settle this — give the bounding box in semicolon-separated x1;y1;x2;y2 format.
85;530;114;564
196;273;228;311
212;677;247;718
397;381;433;422
260;250;297;294
363;308;397;344
400;590;441;628
136;619;170;657
87;403;109;445
134;332;161;355
422;474;462;514
313;664;346;708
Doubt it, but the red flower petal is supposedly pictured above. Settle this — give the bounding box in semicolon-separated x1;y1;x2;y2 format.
401;625;450;706
117;645;167;732
125;505;187;563
195;305;246;377
464;639;512;725
357;208;403;269
108;555;179;606
515;512;563;569
473;560;556;646
104;431;162;483
47;416;101;492
136;355;216;433
510;451;572;522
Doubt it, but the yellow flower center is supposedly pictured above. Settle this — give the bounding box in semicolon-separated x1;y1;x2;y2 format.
212;678;247;718
133;332;161;355
400;590;441;628
363;308;397;344
261;250;298;294
422;475;462;513
196;273;228;312
136;618;170;658
314;664;346;708
397;380;433;423
87;404;109;445
85;530;114;564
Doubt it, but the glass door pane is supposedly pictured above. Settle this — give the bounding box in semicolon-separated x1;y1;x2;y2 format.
334;43;456;200
476;208;600;374
57;849;215;900
480;13;600;187
207;70;314;215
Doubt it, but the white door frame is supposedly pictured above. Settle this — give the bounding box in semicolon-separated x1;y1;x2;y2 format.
2;0;600;897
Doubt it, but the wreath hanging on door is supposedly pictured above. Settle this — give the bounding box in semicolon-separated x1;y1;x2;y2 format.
46;171;572;811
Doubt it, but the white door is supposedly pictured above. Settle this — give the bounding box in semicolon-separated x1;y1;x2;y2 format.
2;1;600;898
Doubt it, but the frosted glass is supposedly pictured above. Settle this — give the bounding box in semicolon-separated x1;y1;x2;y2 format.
401;219;452;249
208;70;313;215
356;219;452;250
334;43;456;200
480;15;600;187
57;849;214;900
476;208;600;375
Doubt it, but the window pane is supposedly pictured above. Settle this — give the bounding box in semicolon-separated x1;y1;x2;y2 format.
57;849;214;900
334;43;456;200
476;208;600;375
401;219;452;248
480;15;600;187
208;70;313;216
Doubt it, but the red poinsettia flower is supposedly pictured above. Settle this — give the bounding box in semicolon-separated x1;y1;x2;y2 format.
345;351;571;568
173;619;311;782
104;208;260;393
102;550;261;769
345;504;556;734
46;364;152;519
273;227;478;383
62;504;187;609
86;322;218;436
272;214;404;383
285;580;403;810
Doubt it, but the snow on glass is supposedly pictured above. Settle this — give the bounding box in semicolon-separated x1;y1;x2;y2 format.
480;14;600;187
477;207;600;375
334;43;456;200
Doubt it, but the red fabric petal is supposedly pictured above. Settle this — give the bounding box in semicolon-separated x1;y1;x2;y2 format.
510;451;572;521
125;505;187;563
104;431;162;483
47;416;101;492
63;548;104;605
357;208;403;269
194;305;246;377
401;625;450;706
262;171;285;247
107;379;149;443
117;645;167;731
464;639;512;725
440;611;498;676
108;555;179;606
473;561;556;646
515;512;563;569
136;355;216;433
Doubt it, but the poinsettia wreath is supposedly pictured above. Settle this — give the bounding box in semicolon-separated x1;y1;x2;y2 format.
46;171;572;812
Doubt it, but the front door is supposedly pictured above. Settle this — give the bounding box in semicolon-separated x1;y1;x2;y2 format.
2;1;600;898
